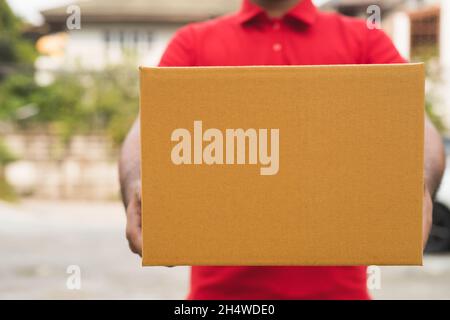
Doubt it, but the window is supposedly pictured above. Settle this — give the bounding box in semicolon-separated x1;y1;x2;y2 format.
409;6;440;60
103;30;111;44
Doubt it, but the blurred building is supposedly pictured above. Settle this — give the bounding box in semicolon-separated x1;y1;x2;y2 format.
321;0;443;61
37;0;240;73
36;0;448;70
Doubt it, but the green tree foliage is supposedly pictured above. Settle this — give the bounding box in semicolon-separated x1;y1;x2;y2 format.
0;139;17;201
0;0;36;69
0;63;139;144
0;0;138;144
84;63;139;145
426;99;446;133
0;1;140;200
0;62;138;200
0;139;16;167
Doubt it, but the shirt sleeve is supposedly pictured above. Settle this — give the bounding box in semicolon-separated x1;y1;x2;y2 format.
158;25;196;67
365;28;407;64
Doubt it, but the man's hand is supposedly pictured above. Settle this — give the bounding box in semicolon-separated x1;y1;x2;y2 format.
423;117;446;249
119;118;142;256
125;181;142;256
422;184;433;249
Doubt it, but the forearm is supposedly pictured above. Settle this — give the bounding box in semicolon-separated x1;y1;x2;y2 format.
119;117;141;208
424;116;446;198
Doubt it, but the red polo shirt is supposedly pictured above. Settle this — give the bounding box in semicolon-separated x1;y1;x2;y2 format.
159;0;405;300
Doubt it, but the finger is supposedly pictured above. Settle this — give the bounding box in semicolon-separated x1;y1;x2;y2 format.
135;180;142;203
422;185;433;249
126;198;143;256
126;222;143;255
134;181;142;228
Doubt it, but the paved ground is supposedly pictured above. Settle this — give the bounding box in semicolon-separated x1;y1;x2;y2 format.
1;200;450;300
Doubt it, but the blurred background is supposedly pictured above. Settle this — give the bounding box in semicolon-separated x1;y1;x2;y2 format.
1;0;450;299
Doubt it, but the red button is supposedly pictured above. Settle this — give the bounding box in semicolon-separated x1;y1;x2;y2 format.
273;43;282;52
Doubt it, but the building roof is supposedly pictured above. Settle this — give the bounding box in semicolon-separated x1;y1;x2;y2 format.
41;0;241;24
322;0;405;13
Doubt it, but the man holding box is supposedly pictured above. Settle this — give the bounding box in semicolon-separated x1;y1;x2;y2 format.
119;0;446;299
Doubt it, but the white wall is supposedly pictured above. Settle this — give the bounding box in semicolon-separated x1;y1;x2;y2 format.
441;0;450;67
4;134;119;200
36;22;182;76
392;12;411;60
440;0;450;129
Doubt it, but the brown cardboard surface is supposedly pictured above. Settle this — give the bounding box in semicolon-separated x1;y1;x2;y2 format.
140;64;424;266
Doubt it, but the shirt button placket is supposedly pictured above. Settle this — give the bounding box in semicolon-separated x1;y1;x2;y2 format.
272;20;282;53
273;21;281;31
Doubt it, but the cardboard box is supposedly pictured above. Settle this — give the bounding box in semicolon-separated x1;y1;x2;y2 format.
140;64;424;266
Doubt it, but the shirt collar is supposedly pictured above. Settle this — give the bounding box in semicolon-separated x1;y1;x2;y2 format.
236;0;318;26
